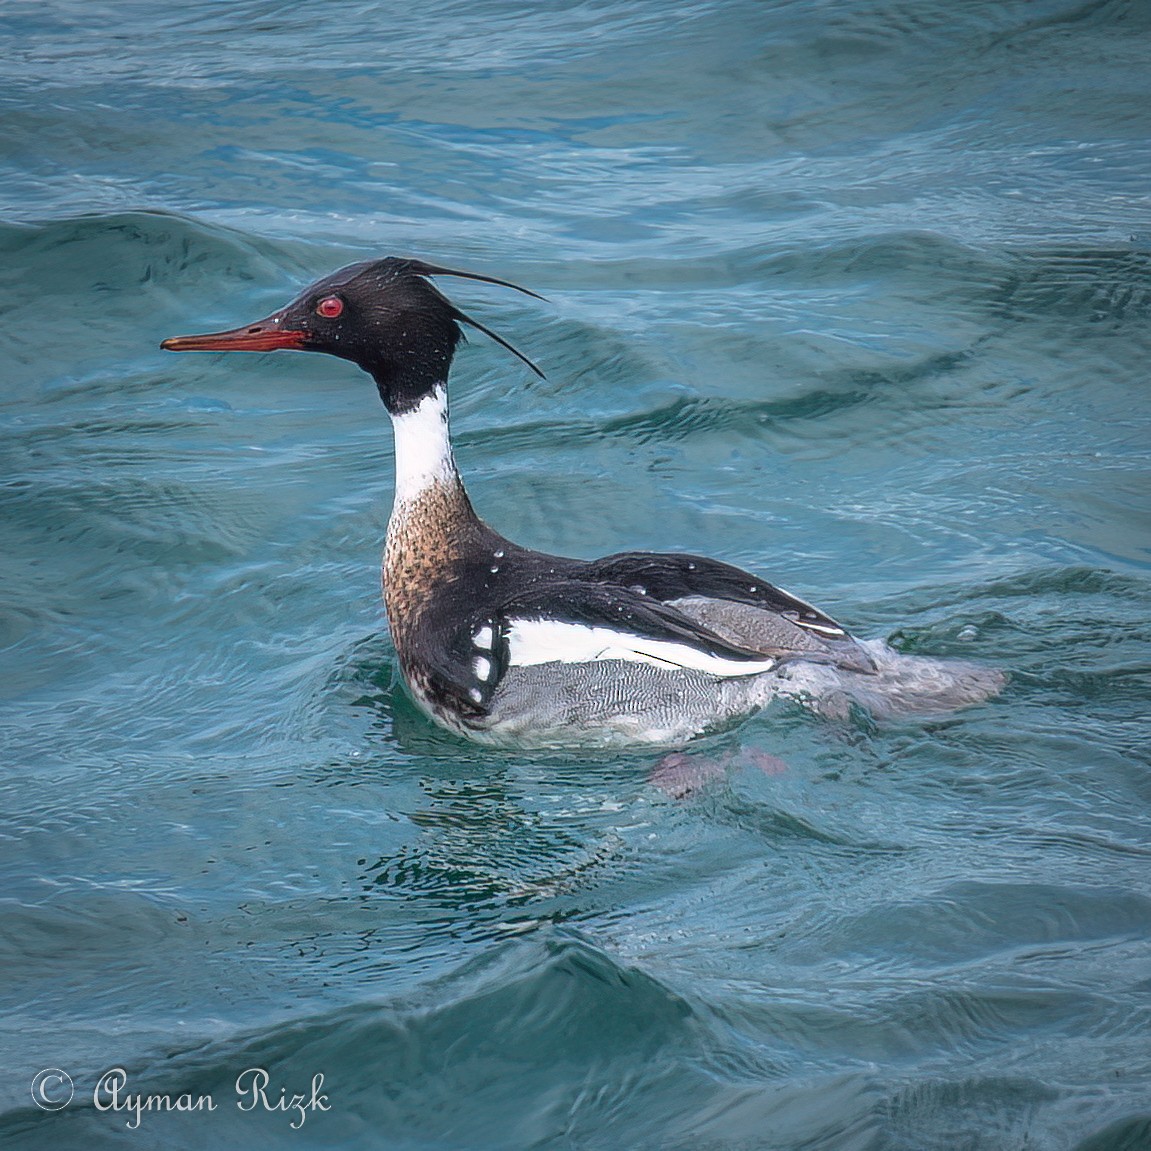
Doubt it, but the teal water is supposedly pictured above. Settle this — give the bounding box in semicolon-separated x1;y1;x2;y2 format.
2;2;1150;1148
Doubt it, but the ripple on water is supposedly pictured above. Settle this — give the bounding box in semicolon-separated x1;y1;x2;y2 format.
2;2;1151;1145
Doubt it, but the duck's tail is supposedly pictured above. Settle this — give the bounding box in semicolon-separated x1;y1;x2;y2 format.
776;639;1006;720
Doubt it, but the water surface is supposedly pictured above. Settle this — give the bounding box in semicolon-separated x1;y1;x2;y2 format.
2;2;1150;1148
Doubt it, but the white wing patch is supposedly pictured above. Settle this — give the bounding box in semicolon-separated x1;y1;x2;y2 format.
505;619;777;677
771;583;847;637
789;617;845;637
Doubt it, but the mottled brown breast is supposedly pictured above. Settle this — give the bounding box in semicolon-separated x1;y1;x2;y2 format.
382;477;479;665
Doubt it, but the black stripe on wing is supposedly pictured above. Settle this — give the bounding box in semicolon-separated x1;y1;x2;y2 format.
586;551;849;638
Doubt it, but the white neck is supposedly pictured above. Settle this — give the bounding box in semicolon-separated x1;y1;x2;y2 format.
390;386;458;505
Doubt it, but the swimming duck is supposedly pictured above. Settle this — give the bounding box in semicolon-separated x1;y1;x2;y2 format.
162;257;1002;748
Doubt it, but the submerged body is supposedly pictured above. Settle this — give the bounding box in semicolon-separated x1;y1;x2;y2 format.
163;257;1002;749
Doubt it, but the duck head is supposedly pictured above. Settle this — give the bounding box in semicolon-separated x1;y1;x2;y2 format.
161;257;543;414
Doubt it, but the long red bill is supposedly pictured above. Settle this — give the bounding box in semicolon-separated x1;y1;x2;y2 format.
160;320;308;353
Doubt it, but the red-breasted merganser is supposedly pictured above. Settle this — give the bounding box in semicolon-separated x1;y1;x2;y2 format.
162;257;1002;748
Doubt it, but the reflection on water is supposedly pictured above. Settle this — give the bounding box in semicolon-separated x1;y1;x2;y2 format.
1;1;1149;1147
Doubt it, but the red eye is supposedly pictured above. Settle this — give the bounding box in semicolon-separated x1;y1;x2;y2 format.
316;295;344;318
